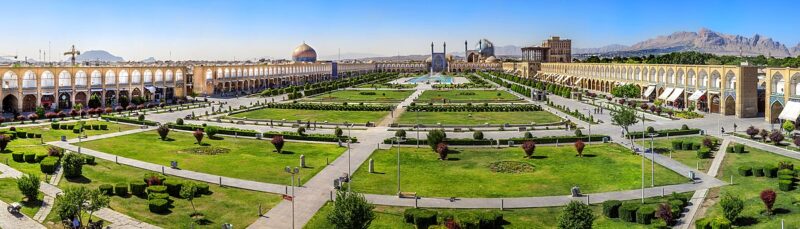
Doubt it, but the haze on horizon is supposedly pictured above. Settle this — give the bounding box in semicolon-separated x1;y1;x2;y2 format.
2;0;799;61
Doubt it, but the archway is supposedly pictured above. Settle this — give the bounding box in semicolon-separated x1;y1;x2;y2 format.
709;94;720;113
724;96;735;116
770;102;784;123
58;92;72;110
131;88;142;98
2;95;19;114
105;90;117;107
22;94;37;112
74;92;87;108
41;95;55;110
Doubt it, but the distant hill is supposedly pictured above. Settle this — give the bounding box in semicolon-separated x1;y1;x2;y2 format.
319;52;383;61
73;50;124;62
141;57;156;63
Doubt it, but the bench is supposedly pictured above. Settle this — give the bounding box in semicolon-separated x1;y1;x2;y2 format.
398;192;417;199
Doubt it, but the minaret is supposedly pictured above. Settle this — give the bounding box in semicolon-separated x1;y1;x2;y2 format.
443;42;447;55
464;40;468;62
431;42;434;54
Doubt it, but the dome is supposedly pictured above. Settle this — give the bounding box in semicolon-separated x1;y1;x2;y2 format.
474;39;495;57
292;42;317;62
425;56;432;63
484;56;498;63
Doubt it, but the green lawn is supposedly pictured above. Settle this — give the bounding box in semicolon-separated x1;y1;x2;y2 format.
75;130;346;185
303;90;415;103
356;83;416;89
229;108;389;124
0;178;44;218
396;111;562;125
51;159;282;229
305;193;691;228
2;120;139;142
636;136;719;173
416;90;521;103
350;144;687;197
701;144;800;228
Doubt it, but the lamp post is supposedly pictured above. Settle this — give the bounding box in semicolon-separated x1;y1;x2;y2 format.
347;139;352;192
284;166;300;229
583;108;592;143
395;136;406;194
638;144;644;203
648;133;658;187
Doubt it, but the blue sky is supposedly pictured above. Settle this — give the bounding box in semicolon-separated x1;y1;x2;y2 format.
3;0;799;61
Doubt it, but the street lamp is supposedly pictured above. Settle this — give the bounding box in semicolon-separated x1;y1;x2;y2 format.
284;166;300;229
395;136;406;194
583;108;592;143
648;133;658;187
347;139;352;192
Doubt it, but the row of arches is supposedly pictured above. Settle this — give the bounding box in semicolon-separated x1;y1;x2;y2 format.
1;69;184;90
0;87;157;113
541;63;739;91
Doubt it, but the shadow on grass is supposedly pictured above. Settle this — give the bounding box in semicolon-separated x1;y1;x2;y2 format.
209;136;225;140
772;208;791;215
530;155;548;159
278;150;295;155
581;154;597;158
734;216;758;226
445;158;460;161
65;175;92;184
195;142;211;146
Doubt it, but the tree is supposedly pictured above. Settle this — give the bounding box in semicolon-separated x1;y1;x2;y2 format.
63;153;85;178
297;127;306;136
574;140;586;157
473;130;484;140
118;96;130;108
769;130;785;145
157;124;170;140
272;135;285;153
16;173;40;200
88;94;102;109
0;134;9;152
204;126;219;138
557;200;594;229
55;186;88;226
395;129;406;138
426;129;447;152
746;126;759;139
783;120;795;133
335;127;343;137
760;189;777;215
656;203;673;226
611;106;639;146
327;191;375;229
180;183;199;214
610;84;640;98
720;194;744;222
524;131;534;138
193;129;204;144
86;189;109;223
522;141;536;158
436;143;448;160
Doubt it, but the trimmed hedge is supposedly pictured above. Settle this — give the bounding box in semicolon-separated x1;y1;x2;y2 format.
35;153;48;162
627;128;702;139
671;141;683;150
737;166;752;176
619;203;639;222
195;183;210;195
263;131;357;143
261;102;394;112
753;166;765;177
764;165;778;178
602;200;622;218
407;104;543;112
147;185;168;194
779;179;793;191
163;180;183;197
403;209;437;229
148;198;169;213
114;183;128;196
11;152;23;162
682;142;694;150
384;135;610;146
84;156;96;165
130;181;147;196
778;169;795;177
635;206;655;224
454;212;480;229
24;153;36;163
695;217;711;229
168;124;260;137
40;157;58;174
102;115;158;126
733;144;745;153
697;147;711;159
98;184;113;195
710;217;732;229
148;192;170;200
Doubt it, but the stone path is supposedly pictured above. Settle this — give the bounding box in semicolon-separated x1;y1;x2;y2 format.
377;88;425;127
0;199;46;229
676;138;731;229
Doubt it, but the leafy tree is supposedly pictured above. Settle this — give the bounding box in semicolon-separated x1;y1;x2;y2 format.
180;183;199;214
395;129;406;138
720;194;744;222
16;173;40;200
297;127;306;136
0;134;10;152
611;106;639;146
86;189;109;223
522;141;536;158
204;126;219;138
327;191;375;229
746;126;759;139
35;106;45;118
760;189;777;215
574;140;586;157
88;94;102;109
272;135;285;153
656;203;673;226
473;131;484;140
783;120;795;133
436;143;448;160
610;84;641;98
524;131;533;139
157;124;170;140
769;130;785;145
118;96;130;108
557;200;594;229
426;129;447;152
63;153;85;178
335;127;343;137
55;186;89;225
193;129;204;144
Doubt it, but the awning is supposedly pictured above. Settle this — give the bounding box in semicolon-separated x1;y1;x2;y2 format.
574;78;582;86
561;76;572;84
643;86;656;97
658;87;674;100
688;90;706;101
779;101;800;121
90;88;103;92
145;86;156;93
666;88;684;102
42;92;54;96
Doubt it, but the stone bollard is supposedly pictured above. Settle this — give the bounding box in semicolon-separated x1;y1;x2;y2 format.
368;159;375;173
300;155;306;168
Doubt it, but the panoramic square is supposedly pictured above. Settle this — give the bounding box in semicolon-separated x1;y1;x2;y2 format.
2;0;800;228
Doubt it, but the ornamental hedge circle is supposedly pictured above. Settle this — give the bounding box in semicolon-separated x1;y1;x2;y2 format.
11;152;23;162
602;200;622;218
753;166;765;177
130;181;147;196
195;183;210;195
114;183;128;196
147;185;168;194
764;165;779;178
98;184;113;195
738;166;753;176
40;158;58;174
619;203;639;222
635;206;655;224
148;198;169;213
24;152;36;163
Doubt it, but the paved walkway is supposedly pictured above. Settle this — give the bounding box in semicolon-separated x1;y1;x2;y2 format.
0;200;46;229
676;138;731;229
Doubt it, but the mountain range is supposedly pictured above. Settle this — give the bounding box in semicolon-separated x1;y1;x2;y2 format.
574;28;800;57
73;50;124;62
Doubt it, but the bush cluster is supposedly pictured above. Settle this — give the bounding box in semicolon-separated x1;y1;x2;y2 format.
407;104;542;112
262;102;393;111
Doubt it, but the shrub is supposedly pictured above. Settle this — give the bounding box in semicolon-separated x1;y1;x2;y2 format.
769;130;784;145
195;183;210;195
473;130;483;140
635;206;655;224
702;137;713;148
619;203;639;222
752;166;765;177
671;140;683;150
764;165;779;178
138;114;145;121
522;141;536;158
655;203;673;226
719;194;744;223
193;129;204;144
176;118;184;125
204;125;219;138
524;131;533;138
35;153;47;162
779;180;792;191
455;212;480;229
426;129;447;151
98;184;113;195
695;217;711;229
297;127;306;136
16;173;40;200
84;155;95;165
574;129;583;137
681;124;689;130
271;135;285;153
778;169;794;177
710;217;732;229
697;147;712;159
147;185;168;194
12;152;24;162
733;144;745;153
478;211;503;228
682;142;693;150
24;153;36;163
436;143;448;160
760;189;777;215
335;127;343;137
157;124;170;140
143;173;166;185
62;153;85;178
602;200;622;218
404;209;437;228
0;134;10;152
47;146;62;157
646;126;655;133
574;140;585;157
394;129;406;139
737;166;752;176
148;198;169;213
40;157;58;174
559;201;596;228
163;180;184;197
129;181;147;196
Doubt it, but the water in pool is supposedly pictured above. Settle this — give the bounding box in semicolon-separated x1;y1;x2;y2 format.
406;74;454;84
